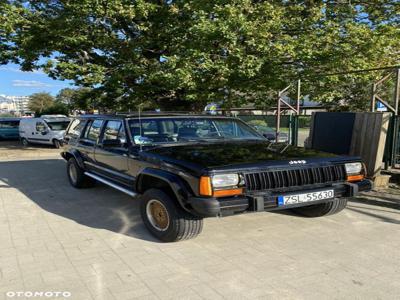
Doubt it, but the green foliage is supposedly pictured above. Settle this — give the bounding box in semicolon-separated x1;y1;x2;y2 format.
1;1;399;111
28;92;69;116
28;93;55;115
247;119;268;127
56;88;76;106
41;101;69;116
298;116;311;128
0;113;14;117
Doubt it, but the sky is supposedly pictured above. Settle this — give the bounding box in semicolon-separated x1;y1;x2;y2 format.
0;63;74;97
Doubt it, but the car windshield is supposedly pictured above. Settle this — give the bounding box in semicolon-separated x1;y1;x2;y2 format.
128;117;264;144
45;121;70;131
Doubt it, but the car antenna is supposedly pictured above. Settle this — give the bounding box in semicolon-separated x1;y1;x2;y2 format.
138;103;143;152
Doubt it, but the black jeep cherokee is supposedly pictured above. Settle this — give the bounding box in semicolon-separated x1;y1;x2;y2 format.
61;113;372;242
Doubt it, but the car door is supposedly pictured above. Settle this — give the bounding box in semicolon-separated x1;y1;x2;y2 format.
79;119;103;167
94;119;132;186
30;121;51;144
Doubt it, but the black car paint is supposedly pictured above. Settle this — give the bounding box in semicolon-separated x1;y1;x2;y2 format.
61;114;372;217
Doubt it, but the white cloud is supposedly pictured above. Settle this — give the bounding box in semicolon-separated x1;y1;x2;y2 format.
12;80;52;88
0;66;45;75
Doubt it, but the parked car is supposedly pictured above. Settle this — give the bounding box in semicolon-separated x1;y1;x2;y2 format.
252;124;289;143
0;118;20;140
19;115;71;148
61;113;372;242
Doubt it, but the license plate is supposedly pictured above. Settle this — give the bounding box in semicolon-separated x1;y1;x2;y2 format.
278;190;334;206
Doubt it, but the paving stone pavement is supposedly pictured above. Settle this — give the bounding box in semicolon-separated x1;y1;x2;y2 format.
0;143;399;299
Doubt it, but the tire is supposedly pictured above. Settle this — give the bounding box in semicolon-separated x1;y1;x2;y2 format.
21;138;29;147
53;139;61;149
67;157;95;188
291;198;348;217
140;189;203;242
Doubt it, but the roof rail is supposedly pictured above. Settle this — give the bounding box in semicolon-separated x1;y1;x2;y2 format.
114;111;204;115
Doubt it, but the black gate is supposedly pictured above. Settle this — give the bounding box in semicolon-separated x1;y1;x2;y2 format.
310;112;356;155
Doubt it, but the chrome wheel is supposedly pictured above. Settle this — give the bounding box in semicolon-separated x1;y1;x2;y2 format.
146;199;170;231
68;162;78;184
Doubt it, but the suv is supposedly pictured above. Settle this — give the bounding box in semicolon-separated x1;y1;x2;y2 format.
61;113;372;242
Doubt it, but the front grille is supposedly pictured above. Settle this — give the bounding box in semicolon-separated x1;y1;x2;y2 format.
244;165;346;191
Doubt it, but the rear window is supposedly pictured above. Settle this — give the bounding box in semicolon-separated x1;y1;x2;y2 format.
66;119;85;139
85;119;103;141
0;121;19;128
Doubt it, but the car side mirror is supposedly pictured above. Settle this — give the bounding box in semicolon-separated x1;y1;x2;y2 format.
102;139;122;147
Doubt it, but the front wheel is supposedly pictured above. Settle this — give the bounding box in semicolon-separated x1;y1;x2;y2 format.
140;189;203;242
291;198;348;217
67;157;95;188
53;139;62;149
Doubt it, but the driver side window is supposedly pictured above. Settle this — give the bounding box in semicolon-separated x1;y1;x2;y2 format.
36;122;46;132
103;120;125;141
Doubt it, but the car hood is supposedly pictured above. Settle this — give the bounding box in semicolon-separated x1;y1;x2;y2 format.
140;140;358;175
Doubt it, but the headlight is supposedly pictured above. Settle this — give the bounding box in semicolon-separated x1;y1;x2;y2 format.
345;162;362;175
212;174;239;188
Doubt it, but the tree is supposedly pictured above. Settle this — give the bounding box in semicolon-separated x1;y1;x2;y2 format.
56;88;76;106
28;93;55;115
41;101;69;116
1;1;399;111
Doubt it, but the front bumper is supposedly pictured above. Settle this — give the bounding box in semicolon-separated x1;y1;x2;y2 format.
188;179;373;217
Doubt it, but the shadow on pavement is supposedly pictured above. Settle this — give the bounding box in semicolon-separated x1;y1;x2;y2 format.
274;194;400;223
346;206;400;224
349;196;400;211
347;194;400;224
1;159;399;242
0;140;56;150
0;159;158;242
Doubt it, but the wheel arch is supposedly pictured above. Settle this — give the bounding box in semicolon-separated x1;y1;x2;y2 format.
136;168;194;213
63;149;85;169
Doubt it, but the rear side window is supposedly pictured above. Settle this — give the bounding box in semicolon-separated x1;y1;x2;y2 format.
66;119;85;139
85;119;103;141
0;121;19;128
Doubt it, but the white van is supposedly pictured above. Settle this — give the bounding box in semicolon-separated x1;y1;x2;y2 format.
19;115;71;148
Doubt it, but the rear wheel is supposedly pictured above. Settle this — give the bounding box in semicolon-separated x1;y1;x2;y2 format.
140;189;203;242
67;157;95;188
21;138;29;147
291;198;348;217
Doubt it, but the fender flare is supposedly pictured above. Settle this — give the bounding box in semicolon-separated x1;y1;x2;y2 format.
63;149;85;169
136;168;193;211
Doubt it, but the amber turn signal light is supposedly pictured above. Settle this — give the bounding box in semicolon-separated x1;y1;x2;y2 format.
199;176;212;196
347;174;364;182
213;188;243;197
